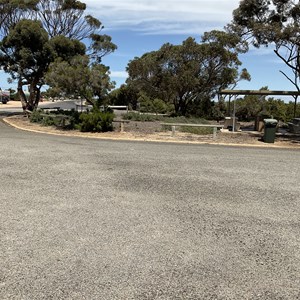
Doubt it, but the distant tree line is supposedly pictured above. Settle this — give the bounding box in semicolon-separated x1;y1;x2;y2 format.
108;83;300;122
108;0;300;120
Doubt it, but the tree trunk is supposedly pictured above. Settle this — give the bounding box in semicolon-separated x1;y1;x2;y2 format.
294;95;298;118
27;82;37;111
17;79;27;112
173;99;179;114
26;78;42;111
34;87;41;109
84;97;96;107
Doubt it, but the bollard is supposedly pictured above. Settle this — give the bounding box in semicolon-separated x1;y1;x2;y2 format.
172;125;176;137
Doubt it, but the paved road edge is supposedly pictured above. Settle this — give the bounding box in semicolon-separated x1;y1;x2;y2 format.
2;116;297;149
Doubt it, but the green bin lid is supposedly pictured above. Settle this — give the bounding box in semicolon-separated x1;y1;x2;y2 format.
263;118;278;124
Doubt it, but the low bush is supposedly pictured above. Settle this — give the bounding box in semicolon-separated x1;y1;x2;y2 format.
162;116;212;135
79;110;114;132
30;110;71;128
163;116;209;124
30;108;113;132
179;126;213;135
29;109;43;123
122;112;164;122
41;115;56;126
54;109;80;129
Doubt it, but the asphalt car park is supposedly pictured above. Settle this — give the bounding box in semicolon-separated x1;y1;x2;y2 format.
0;120;300;299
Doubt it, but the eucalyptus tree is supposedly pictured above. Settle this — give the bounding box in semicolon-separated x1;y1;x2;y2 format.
0;19;87;110
127;32;247;116
0;0;38;37
228;0;300;115
45;55;115;107
0;0;116;111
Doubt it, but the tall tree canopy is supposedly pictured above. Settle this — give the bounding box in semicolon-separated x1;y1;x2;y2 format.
0;0;38;37
45;55;115;106
0;0;117;111
228;0;300;92
127;32;247;116
1;0;101;39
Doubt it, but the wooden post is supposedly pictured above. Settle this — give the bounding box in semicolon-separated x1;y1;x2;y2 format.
172;125;176;137
120;122;124;132
213;127;217;139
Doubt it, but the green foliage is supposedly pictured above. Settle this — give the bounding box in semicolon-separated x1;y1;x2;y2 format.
265;98;287;122
29;110;69;127
138;94;153;113
29;109;43;123
162;117;212;135
127;32;247;116
79;110;114;132
152;98;170;114
123;113;210;124
108;84;139;109
53;108;81;129
211;99;227;121
0;18;88;111
122;112;164;122
0;0;117;111
138;94;171;114
0;0;40;37
229;94;300;122
90;34;117;63
229;0;300;93
0;0;109;42
45;55;115;107
235;95;263;121
49;36;86;61
286;101;300;121
163;116;209;125
179;126;213;135
30;108;114;132
1;19;53;76
41;115;56;127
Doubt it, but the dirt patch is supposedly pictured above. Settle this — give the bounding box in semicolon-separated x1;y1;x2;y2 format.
0;100;53;109
3;115;300;148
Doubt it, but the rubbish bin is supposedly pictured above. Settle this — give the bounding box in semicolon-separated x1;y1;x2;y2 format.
263;119;278;143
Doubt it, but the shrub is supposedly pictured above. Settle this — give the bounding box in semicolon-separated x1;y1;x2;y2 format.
180;126;213;135
41;116;55;126
162;116;212;135
29;110;43;123
163;116;209;124
79;110;114;132
30;110;70;128
122;112;164;122
55;109;80;129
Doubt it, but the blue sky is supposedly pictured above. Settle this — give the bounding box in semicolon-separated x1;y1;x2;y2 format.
89;0;295;97
0;0;296;101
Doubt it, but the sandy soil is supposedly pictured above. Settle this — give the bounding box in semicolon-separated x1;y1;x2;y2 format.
0;101;20;108
0;100;52;108
3;115;300;149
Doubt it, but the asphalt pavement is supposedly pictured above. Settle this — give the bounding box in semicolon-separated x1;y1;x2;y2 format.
0;120;300;299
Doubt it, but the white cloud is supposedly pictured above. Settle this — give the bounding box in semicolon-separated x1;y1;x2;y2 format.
110;71;128;78
85;0;240;34
248;46;275;57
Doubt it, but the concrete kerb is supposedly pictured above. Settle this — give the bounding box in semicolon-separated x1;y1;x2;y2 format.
2;115;299;149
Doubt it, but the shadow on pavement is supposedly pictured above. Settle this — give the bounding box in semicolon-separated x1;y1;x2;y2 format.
0;111;24;118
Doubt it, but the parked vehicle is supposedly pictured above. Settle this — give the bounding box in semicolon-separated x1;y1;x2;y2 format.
0;90;10;104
